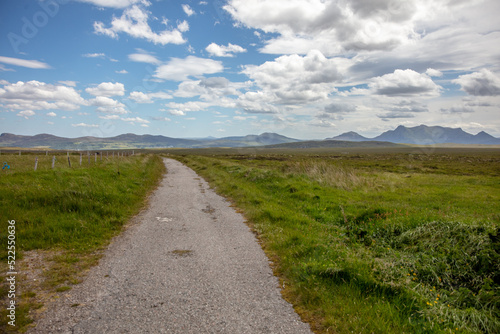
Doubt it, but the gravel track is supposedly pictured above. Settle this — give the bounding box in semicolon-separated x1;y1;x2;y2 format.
29;158;312;334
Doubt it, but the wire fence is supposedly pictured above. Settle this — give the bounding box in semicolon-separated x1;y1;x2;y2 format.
0;150;136;174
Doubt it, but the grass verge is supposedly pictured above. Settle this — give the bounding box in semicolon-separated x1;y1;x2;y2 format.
174;151;499;333
0;153;165;333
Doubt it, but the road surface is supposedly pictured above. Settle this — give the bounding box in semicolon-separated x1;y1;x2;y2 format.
29;158;312;334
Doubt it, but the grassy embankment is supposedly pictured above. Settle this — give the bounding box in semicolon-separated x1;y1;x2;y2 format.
175;149;500;333
0;152;165;333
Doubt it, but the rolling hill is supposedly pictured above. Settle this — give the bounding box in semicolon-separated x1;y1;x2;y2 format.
0;132;299;150
2;125;499;150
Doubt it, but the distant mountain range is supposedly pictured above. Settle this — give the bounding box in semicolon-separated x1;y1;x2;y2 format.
0;132;300;150
1;125;499;150
328;125;500;145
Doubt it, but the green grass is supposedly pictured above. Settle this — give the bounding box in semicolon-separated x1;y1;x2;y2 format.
0;152;165;332
174;151;500;333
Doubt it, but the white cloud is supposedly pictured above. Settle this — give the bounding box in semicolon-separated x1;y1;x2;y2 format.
241;50;342;106
88;96;121;107
0;56;50;69
121;117;150;124
370;69;441;97
17;110;35;119
94;5;187;45
149;92;172;100
236;96;281;114
233;115;257;121
86;82;125;97
128;52;161;65
0;80;85;111
71;123;99;128
98;114;120;120
182;4;195;16
47;112;57;117
177;20;190;33
206;43;247;57
116;70;128;74
78;0;144;9
129;91;153;104
174;78;246;100
58;81;77;87
167;109;185;116
88;96;128;114
82;53;105;58
441;105;475;114
152;116;171;121
0;65;14;72
324;102;356;114
164;101;212;115
223;0;421;56
129;91;172;103
154;56;223;81
453;69;500;96
426;68;443;77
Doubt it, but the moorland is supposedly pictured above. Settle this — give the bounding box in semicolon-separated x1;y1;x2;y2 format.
0;145;499;333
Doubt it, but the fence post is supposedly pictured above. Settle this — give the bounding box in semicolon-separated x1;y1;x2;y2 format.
88;152;90;164
95;152;97;163
34;157;38;171
19;150;21;156
100;152;102;161
51;156;56;169
80;153;82;166
68;155;71;168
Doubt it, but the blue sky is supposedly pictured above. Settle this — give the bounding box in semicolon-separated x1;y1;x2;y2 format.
1;0;499;139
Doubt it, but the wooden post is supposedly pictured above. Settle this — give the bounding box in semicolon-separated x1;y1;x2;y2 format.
95;152;97;163
88;152;90;164
46;151;48;156
19;150;21;156
68;156;71;168
100;152;102;161
34;157;38;171
51;156;56;169
80;153;82;166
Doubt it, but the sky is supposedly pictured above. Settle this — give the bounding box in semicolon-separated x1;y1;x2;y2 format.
0;0;499;140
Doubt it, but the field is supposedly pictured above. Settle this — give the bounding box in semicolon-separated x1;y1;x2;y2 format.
0;151;165;332
172;147;500;333
0;146;499;333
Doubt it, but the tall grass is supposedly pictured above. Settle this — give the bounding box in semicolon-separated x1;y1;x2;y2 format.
0;153;165;332
176;153;500;333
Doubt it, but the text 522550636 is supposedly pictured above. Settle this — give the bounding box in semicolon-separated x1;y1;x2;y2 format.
6;220;16;326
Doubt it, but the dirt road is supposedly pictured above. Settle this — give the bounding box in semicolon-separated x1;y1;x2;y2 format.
29;158;312;333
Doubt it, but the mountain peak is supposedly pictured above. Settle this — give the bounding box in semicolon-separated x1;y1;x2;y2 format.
327;131;369;142
375;125;499;145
